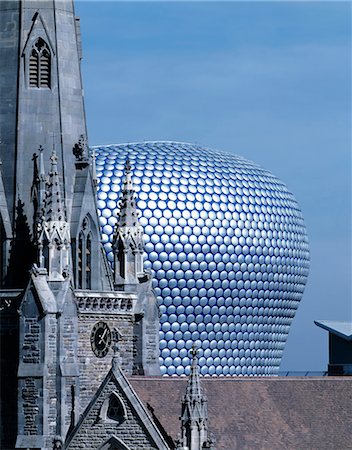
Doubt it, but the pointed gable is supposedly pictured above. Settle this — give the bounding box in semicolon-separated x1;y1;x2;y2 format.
65;364;170;450
22;11;55;58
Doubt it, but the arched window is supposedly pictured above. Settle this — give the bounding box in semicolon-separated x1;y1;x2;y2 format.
78;233;83;289
86;234;92;289
99;392;127;425
29;38;51;88
107;394;124;422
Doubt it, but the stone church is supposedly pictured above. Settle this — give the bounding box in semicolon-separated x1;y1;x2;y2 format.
1;1;351;450
0;1;214;449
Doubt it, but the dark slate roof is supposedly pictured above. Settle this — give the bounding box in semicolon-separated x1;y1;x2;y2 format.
315;320;352;341
129;376;352;450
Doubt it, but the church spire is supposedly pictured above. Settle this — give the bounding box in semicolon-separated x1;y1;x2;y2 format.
177;344;215;450
37;150;71;280
44;150;65;222
186;345;203;399
37;145;47;228
31;145;48;236
117;159;140;227
112;159;145;289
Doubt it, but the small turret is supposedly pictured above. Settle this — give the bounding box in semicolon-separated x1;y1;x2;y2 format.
112;159;145;290
177;344;215;450
37;151;71;280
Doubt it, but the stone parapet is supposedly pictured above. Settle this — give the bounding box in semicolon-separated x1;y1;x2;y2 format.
75;291;137;314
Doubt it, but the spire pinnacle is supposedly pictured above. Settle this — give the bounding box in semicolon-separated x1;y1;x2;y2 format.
186;343;202;399
116;159;139;228
45;150;64;222
36;145;47;232
178;343;215;450
124;158;133;188
112;158;145;288
37;151;71;280
50;149;58;173
38;145;46;181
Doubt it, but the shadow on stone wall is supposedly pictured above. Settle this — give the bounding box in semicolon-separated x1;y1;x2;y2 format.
5;199;36;288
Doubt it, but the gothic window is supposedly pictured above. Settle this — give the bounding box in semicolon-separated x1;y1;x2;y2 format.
107;394;124;422
29;38;51;88
86;234;92;289
99;392;127;426
76;216;94;289
78;233;83;289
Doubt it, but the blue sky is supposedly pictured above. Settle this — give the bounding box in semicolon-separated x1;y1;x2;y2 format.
75;1;351;371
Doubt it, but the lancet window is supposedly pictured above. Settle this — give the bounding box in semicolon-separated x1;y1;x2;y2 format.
76;216;92;289
29;38;51;88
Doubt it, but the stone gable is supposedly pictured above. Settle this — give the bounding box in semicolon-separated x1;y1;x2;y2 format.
66;365;169;450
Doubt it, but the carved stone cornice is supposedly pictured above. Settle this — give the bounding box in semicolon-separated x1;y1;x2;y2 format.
75;291;137;314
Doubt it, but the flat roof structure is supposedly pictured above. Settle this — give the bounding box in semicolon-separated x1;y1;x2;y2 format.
315;320;352;341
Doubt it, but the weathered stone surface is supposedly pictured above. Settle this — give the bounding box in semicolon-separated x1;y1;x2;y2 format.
66;366;169;450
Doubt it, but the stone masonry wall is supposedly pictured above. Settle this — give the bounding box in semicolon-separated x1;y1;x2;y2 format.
77;313;135;412
44;314;58;447
67;379;158;450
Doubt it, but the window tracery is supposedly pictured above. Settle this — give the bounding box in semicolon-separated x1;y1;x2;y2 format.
29;38;51;88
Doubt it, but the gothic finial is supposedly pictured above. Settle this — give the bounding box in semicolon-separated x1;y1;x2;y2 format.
122;157;133;192
190;342;199;362
186;342;202;399
38;145;46;180
50;150;58;173
115;158;139;228
125;158;131;173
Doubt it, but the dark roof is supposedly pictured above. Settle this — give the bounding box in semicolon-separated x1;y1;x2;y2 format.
129;376;352;450
315;320;352;341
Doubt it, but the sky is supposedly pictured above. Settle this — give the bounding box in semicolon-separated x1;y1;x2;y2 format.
75;1;352;371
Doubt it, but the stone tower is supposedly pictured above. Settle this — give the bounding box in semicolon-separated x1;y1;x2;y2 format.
0;1;161;448
0;0;109;289
16;150;79;448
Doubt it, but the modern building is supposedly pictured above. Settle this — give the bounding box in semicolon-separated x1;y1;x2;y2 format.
94;142;310;376
315;320;352;375
0;1;351;449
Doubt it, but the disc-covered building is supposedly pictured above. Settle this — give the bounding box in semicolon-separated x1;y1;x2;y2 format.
94;142;310;376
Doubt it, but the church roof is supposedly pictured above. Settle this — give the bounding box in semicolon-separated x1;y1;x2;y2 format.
129;376;352;450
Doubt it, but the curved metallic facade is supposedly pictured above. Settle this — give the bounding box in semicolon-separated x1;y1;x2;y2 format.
94;142;310;376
